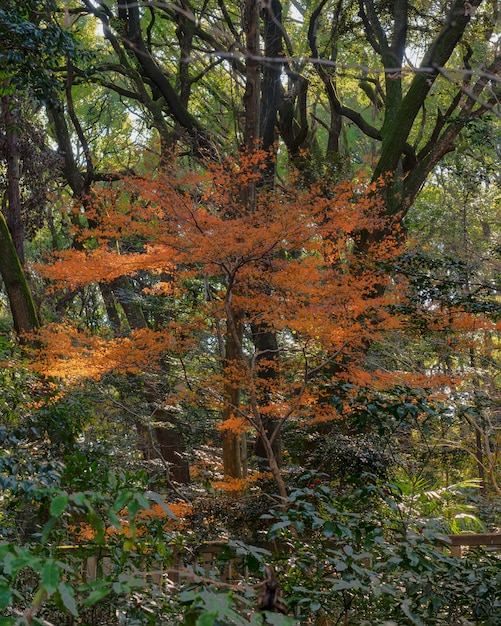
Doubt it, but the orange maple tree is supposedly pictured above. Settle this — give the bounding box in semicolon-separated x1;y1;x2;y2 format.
34;153;406;496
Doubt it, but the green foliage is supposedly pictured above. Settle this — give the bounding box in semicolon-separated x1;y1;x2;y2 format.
392;251;501;320
0;481;299;625
285;383;455;486
266;472;501;624
1;459;500;625
0;1;81;103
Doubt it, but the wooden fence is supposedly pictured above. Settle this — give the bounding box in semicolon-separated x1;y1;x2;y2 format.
80;541;250;587
78;533;501;587
442;532;501;557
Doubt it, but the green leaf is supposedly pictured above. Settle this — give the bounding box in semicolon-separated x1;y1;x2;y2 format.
84;585;111;606
268;521;291;538
42;560;60;595
127;498;141;519
5;553;42;577
0;544;11;561
324;520;338;538
331;579;354;591
58;582;78;617
196;613;216;626
106;507;122;530
113;490;131;512
69;492;88;507
0;618;17;626
41;516;57;544
0;582;12;610
134;491;150;511
88;510;105;545
400;599;424;625
49;494;68;517
343;545;353;556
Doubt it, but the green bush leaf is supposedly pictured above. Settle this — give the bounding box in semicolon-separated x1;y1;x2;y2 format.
0;581;12;610
196;613;216;626
49;493;68;517
113;490;131;512
331;579;354;591
88;510;105;544
0;544;11;561
106;507;122;530
84;585;111;606
41;516;57;544
134;491;150;511
58;582;78;617
69;492;88;507
42;560;60;595
343;545;353;556
268;521;291;538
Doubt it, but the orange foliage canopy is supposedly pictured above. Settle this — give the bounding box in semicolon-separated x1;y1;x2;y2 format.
34;153;404;427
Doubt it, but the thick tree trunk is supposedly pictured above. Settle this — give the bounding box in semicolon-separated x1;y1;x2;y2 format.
243;0;261;151
261;0;283;155
99;281;122;330
373;0;483;190
2;96;25;264
0;211;39;338
144;385;191;484
0;96;39;339
252;323;282;469
153;410;191;484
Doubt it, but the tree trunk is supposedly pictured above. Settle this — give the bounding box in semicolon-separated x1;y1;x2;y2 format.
0;95;39;339
153;411;191;484
243;0;261;152
144;387;191;485
260;0;283;171
0;211;39;338
373;0;483;198
221;308;244;479
2;96;25;264
252;323;282;469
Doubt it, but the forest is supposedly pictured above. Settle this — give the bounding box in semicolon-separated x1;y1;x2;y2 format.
0;0;500;624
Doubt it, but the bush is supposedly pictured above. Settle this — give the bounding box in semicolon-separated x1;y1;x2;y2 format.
265;472;501;625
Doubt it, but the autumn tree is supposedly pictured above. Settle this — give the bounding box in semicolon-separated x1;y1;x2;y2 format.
33;154;405;492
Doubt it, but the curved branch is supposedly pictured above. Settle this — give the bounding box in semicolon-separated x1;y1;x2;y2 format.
373;0;485;183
